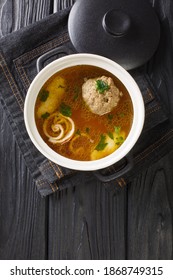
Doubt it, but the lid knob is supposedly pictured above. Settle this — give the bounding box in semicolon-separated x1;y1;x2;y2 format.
102;9;131;37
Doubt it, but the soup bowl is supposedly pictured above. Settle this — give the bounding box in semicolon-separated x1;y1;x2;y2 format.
24;53;145;177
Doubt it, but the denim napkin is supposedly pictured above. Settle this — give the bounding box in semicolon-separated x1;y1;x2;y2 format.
0;7;173;196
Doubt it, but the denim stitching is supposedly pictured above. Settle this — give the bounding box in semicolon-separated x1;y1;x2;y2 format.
54;163;64;177
16;33;69;64
14;33;69;90
0;53;24;111
41;161;62;179
135;129;173;163
146;105;161;116
36;178;55;192
143;88;154;103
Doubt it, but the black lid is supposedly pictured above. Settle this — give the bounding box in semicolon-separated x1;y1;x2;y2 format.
68;0;160;70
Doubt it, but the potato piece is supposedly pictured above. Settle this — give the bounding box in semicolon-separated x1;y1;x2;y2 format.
37;76;66;118
90;131;126;160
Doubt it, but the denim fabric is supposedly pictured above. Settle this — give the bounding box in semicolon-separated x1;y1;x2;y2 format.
0;6;173;196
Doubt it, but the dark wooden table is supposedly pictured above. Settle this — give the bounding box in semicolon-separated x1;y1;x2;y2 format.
0;0;173;260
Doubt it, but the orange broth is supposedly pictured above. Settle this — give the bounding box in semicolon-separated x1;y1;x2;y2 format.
35;65;133;161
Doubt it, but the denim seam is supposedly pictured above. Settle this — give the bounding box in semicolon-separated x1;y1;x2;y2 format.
0;52;24;111
39;162;60;191
14;33;69;90
143;88;154;103
41;161;61;177
135;129;173;163
53;163;64;177
36;178;55;192
50;163;63;180
146;105;161;116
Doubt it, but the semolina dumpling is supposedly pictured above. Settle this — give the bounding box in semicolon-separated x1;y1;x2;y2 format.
37;76;66;118
90;130;126;160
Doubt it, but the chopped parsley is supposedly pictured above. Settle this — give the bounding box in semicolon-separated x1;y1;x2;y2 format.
96;79;110;93
95;134;108;151
119;113;125;118
114;126;121;134
41;112;50;119
73;86;80;101
59;103;72;117
75;129;81;135
115;136;125;145
85;127;90;134
108;114;113;120
108;132;114;140
39;89;49;102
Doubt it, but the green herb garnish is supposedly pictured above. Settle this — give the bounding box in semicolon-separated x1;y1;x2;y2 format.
95;134;108;151
76;129;81;135
114;126;121;134
59;103;72;117
41;112;50;119
73;86;80;101
58;84;65;88
115;136;125;145
108;132;114;140
86;127;90;134
108;114;113;120
119;113;125;118
39;89;49;102
96;79;110;93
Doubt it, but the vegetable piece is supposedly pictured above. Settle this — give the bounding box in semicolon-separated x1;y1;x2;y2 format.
114;126;121;134
108;132;114;140
91;129;126;160
73;86;80;101
95;134;108;151
85;127;90;134
96;79;110;93
39;89;49;102
41;112;50;119
108;114;113;120
37;76;66;118
59;103;72;117
115;136;125;145
75;129;81;135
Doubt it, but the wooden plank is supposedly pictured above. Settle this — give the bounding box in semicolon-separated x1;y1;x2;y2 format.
0;109;47;259
53;0;75;12
0;0;54;260
127;152;173;259
0;0;53;36
48;173;127;259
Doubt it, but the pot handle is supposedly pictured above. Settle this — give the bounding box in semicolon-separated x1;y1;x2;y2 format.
36;45;75;73
93;154;133;183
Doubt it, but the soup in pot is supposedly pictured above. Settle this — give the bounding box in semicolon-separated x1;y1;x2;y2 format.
35;65;133;161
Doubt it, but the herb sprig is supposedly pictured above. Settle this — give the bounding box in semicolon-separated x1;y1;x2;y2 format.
39;89;49;102
96;79;110;93
59;103;72;117
95;134;108;151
